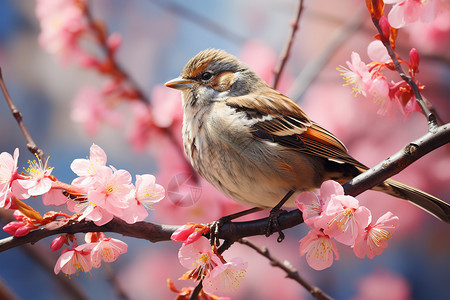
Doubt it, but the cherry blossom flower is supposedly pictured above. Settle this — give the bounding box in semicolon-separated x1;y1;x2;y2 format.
88;233;128;268
178;237;218;282
203;257;247;295
42;188;70;206
87;166;134;215
16;155;54;196
353;212;399;259
134;174;165;209
178;237;247;294
385;0;442;28
51;234;72;252
299;228;339;271
338;52;373;97
171;223;210;245
0;149;20;208
295;180;344;228
54;243;94;275
316;194;372;246
35;0;89;63
71;143;107;186
71;86;123;136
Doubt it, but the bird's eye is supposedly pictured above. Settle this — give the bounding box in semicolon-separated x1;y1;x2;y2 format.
201;72;213;81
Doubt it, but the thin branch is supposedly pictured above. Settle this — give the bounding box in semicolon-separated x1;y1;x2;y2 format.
239;238;333;300
272;0;305;89
371;18;438;132
344;122;450;197
0;68;45;161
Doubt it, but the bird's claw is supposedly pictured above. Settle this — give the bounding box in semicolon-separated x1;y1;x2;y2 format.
265;208;287;242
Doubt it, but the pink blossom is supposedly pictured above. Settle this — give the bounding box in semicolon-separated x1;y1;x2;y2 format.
171;223;210;245
385;0;442;28
127;101;155;152
43;188;70;206
0;149;20;208
54;244;94;275
3;220;35;237
89;233;128;268
178;236;218;280
353;212;399;259
367;40;390;63
368;77;392;116
87;166;134;212
299;228;339;271
77;204;115;226
203;257;247;295
16;156;53;196
134;174;165;208
71;143;107;186
35;0;88;63
295;180;344;227
338;52;373;97
51;234;71;252
71;86;123;136
316;194;372;246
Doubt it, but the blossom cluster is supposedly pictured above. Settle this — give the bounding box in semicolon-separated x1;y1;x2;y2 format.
171;226;248;297
0;144;164;275
340;0;448;119
295;180;399;270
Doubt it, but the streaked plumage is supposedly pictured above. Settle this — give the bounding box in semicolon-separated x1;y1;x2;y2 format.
165;49;450;222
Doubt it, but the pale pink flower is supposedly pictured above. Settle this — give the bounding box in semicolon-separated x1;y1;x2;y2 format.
317;194;372;246
71;86;123;136
203;257;247;295
127;101;155;152
178;236;218;281
385;0;442;28
35;0;88;63
178;237;247;294
54;243;94;275
77;204;115;226
71;143;107;186
171;223;210;245
368;77;393;116
299;228;339;271
87;166;134;216
338;52;373;97
89;233;128;268
42;188;70;206
16;156;53;196
353;212;399;259
367;40;391;63
295;180;344;228
0;149;19;208
134;174;165;208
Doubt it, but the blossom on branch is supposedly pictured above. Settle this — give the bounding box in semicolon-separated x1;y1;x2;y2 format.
299;228;339;271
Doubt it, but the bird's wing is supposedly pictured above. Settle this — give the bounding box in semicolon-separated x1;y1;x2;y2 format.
225;90;368;170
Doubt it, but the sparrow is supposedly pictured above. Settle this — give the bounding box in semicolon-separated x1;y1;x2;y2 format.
165;48;450;225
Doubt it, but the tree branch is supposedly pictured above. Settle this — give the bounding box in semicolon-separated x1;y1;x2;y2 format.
371;18;438;132
344;122;450;197
272;0;305;89
239;238;333;300
0;68;45;161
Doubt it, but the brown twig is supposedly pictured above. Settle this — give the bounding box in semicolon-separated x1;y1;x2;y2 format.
239;238;334;300
371;18;438;132
344;122;450;197
272;0;305;90
0;68;45;161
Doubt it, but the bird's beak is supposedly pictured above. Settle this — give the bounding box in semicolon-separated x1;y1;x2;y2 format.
164;77;196;90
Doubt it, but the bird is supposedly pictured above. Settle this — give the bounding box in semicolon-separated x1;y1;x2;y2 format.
164;48;450;228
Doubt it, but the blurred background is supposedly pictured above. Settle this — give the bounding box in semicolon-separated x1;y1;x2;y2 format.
0;0;449;299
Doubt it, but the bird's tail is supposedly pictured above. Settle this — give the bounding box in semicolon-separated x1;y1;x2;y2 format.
373;179;450;223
